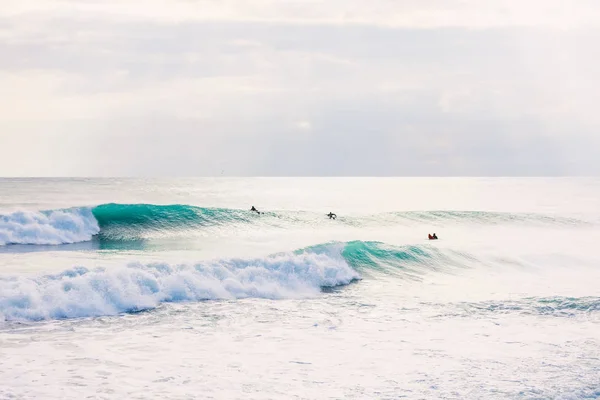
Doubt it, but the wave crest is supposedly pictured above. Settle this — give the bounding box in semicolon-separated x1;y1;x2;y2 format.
0;203;590;246
0;249;359;321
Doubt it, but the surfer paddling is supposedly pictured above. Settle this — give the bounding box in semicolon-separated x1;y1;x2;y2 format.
250;206;261;214
327;212;337;220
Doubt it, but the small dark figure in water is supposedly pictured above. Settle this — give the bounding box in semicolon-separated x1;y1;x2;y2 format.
428;233;438;240
327;212;337;220
251;206;260;214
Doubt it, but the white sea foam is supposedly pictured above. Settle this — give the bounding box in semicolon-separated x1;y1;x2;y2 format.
0;251;359;321
0;208;99;246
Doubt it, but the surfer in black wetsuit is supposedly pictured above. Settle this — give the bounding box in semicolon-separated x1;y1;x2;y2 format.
251;206;260;214
327;212;337;220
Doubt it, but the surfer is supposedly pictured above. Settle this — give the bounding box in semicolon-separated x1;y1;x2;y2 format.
428;233;438;240
327;212;337;220
250;206;260;214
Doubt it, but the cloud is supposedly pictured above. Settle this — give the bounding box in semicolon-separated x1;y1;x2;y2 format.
0;1;599;176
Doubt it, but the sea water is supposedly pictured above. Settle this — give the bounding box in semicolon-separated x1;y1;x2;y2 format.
0;178;599;399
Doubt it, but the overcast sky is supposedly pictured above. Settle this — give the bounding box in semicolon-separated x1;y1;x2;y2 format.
0;0;599;176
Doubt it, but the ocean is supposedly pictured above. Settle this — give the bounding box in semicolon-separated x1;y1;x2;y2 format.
0;178;599;399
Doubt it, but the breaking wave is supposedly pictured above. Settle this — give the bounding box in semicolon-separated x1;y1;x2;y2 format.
0;241;457;321
0;208;99;246
2;239;596;323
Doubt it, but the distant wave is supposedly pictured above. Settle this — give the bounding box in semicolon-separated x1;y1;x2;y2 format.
452;297;600;320
0;203;591;246
0;241;464;321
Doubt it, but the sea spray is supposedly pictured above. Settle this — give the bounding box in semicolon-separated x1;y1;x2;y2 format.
0;248;359;321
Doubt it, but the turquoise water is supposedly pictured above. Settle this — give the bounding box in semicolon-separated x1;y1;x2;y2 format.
0;178;599;399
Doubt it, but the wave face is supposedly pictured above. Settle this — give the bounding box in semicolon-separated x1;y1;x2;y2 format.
300;240;470;278
0;241;457;321
91;203;254;241
0;203;590;246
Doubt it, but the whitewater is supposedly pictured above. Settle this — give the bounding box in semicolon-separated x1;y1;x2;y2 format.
0;178;599;399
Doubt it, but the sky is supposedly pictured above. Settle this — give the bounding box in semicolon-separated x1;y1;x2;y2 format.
0;0;599;176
